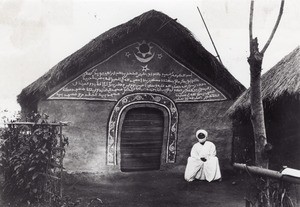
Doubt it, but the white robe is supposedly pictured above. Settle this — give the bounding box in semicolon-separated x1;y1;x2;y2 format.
184;141;221;182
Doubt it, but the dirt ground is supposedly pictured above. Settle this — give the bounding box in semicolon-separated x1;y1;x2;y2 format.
0;168;247;207
62;169;246;207
3;168;300;207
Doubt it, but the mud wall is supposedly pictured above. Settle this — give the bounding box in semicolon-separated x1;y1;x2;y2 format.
38;99;234;173
176;101;234;170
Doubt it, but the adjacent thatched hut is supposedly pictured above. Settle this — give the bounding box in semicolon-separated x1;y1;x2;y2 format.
18;10;244;174
228;46;300;170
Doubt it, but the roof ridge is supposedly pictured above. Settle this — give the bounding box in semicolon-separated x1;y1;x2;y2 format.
17;10;245;110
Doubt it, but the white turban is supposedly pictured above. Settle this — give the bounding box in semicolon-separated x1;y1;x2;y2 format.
196;129;208;140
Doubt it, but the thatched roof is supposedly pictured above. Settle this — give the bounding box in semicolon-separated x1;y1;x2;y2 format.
18;10;245;110
228;46;300;116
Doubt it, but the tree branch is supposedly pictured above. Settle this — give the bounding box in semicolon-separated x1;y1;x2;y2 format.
261;0;285;54
249;0;254;49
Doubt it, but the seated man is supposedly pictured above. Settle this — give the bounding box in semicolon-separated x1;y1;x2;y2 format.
184;129;221;182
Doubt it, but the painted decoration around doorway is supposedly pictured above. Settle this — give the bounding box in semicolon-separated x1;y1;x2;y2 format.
48;41;227;103
107;93;178;165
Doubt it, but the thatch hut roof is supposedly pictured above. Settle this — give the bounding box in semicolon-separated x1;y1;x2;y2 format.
228;46;300;116
18;10;245;110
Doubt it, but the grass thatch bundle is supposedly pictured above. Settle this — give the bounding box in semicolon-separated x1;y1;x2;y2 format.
18;10;245;111
228;46;300;116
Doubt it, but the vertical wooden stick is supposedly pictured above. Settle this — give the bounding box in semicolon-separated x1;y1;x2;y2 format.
59;122;63;198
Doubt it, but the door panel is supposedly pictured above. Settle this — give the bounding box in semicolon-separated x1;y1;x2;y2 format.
120;107;164;172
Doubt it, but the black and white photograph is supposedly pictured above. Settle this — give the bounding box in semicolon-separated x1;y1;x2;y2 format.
0;0;299;206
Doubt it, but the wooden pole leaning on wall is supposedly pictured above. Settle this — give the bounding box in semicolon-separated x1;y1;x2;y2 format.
197;6;223;64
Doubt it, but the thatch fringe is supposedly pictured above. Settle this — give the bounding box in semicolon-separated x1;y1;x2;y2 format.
227;46;300;116
18;10;245;110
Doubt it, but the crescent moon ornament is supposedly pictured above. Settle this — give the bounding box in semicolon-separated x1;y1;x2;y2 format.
134;52;155;63
134;41;155;63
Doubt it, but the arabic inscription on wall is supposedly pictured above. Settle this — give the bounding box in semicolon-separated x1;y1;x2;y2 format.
49;41;226;102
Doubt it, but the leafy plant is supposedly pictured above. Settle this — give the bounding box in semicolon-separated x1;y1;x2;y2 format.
0;113;68;204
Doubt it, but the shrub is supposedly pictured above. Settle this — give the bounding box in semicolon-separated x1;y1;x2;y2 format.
0;113;68;204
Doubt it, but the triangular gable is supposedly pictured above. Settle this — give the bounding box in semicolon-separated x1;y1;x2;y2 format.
48;41;226;103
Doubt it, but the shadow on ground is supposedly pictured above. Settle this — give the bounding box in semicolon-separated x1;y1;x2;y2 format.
62;169;246;207
2;168;300;206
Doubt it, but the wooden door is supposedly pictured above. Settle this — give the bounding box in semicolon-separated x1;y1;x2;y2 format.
120;107;164;172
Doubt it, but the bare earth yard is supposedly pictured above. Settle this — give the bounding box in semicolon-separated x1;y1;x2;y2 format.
62;169;246;207
1;169;246;207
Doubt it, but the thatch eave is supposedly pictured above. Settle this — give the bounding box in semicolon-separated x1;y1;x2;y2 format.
18;10;245;109
227;46;300;117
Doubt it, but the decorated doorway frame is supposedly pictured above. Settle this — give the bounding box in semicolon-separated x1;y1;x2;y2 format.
107;93;178;165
